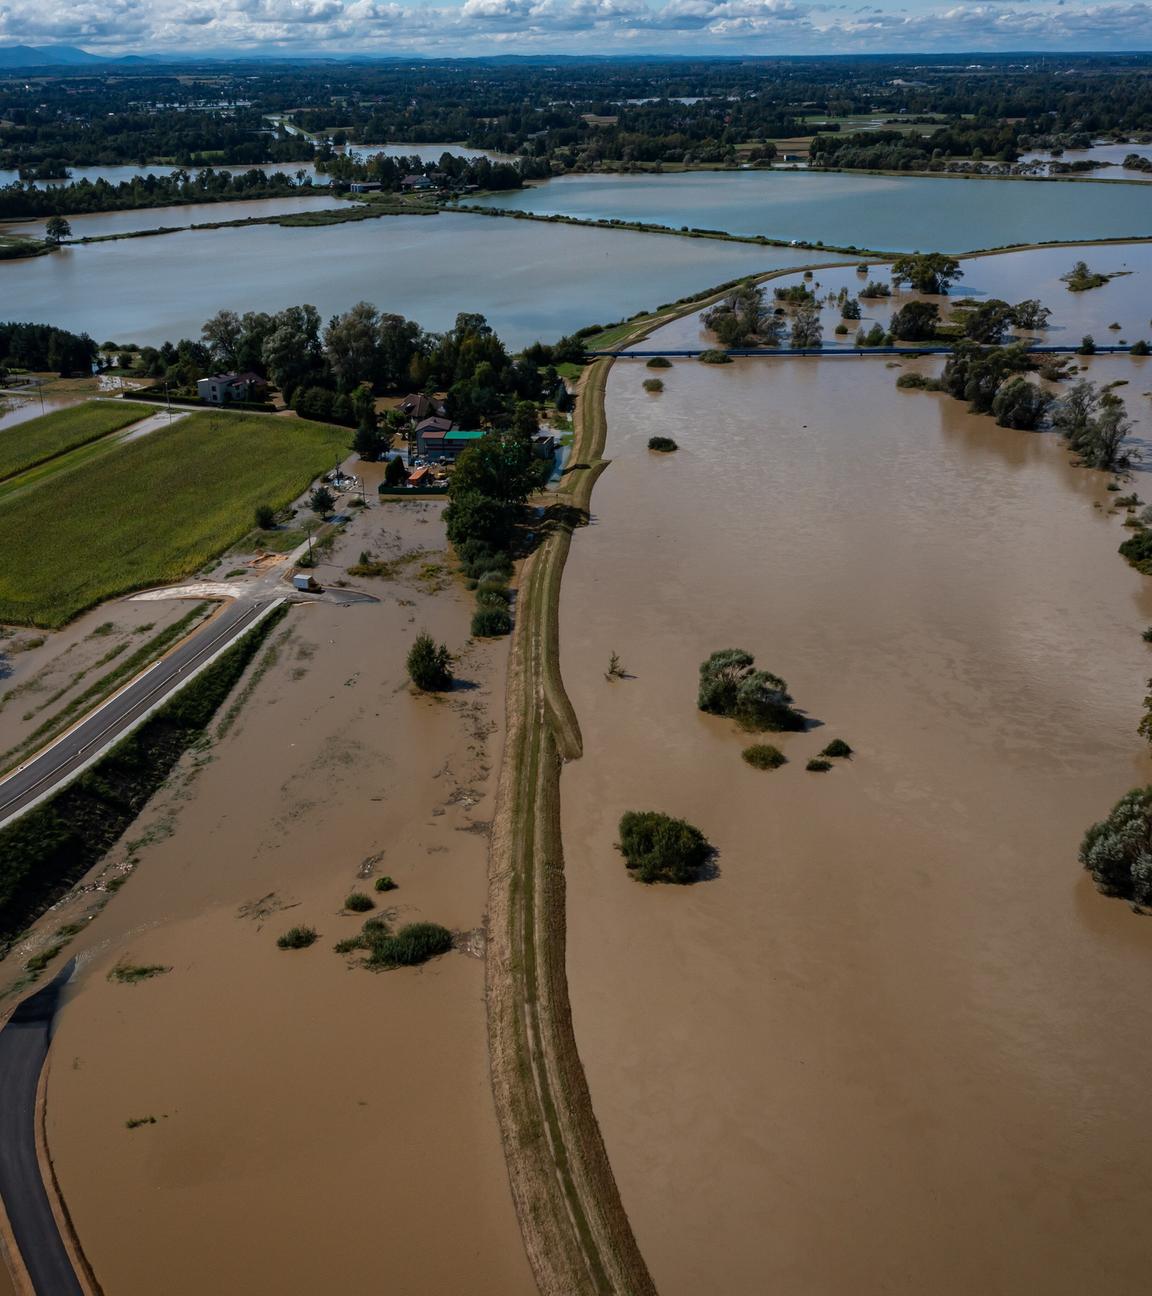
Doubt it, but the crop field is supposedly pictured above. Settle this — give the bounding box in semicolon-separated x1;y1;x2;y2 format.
0;409;347;627
0;401;146;482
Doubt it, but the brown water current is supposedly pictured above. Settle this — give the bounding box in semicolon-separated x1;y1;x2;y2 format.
560;343;1152;1294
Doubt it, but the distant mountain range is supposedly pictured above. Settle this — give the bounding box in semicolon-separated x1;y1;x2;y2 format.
0;45;171;68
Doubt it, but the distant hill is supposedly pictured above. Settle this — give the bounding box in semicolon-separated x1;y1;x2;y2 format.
0;45;106;68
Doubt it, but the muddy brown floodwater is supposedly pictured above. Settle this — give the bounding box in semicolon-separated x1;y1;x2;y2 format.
12;502;534;1296
560;344;1152;1295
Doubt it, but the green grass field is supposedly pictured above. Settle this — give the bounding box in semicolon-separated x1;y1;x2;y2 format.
0;401;147;483
0;410;348;628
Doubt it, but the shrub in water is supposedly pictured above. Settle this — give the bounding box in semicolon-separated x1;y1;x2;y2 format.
472;606;512;637
742;744;786;770
373;875;397;892
806;758;833;772
618;810;712;884
407;631;453;691
345;892;374;912
643;378;665;393
698;350;732;365
366;921;454;968
820;738;853;759
648;436;679;453
1132;340;1151;356
646;356;672;368
277;926;318;949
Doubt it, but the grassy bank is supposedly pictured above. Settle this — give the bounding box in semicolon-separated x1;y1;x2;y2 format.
0;604;287;948
0;410;346;628
0;233;51;261
449;201;883;257
0;401;146;483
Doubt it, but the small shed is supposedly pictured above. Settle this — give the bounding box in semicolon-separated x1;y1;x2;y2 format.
292;573;319;592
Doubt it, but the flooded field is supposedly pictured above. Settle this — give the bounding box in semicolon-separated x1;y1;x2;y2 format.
467;169;1152;251
7;501;534;1296
559;333;1152;1292
0;211;812;348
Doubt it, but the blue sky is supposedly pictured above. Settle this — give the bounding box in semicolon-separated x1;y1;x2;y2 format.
0;0;1147;57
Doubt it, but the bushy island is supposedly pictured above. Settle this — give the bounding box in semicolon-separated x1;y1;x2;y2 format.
698;649;806;731
618;811;713;884
1080;787;1152;907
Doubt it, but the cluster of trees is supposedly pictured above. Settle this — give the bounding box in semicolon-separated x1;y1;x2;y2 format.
0;321;97;376
133;305;575;425
701;280;823;349
698;649;806;732
702;282;781;347
12;57;1152;183
316;150;531;192
901;343;1133;466
0;167;316;219
888;296;1050;344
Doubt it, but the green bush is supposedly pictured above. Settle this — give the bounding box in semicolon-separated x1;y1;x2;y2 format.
698;649;805;732
345;892;374;912
698;350;732;365
254;503;276;530
1119;530;1152;573
472;606;512;637
618;810;712;884
648;436;679;452
407;630;453;691
643;378;664;393
896;372;939;390
806;758;833;772
476;588;510;609
277;926;318;949
373;876;397;893
819;738;853;759
366;921;454;968
646;356;672;368
1132;340;1151;356
742;744;786;770
1080;786;1152;904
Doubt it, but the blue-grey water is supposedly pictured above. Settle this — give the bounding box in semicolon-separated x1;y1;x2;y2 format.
0;210;816;347
466;171;1152;252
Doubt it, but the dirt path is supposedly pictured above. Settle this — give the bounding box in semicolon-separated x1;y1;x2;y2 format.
485;360;656;1296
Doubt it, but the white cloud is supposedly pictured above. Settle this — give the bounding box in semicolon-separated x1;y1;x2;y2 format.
0;0;1148;52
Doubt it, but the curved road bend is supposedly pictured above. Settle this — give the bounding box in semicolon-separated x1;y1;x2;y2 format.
0;598;276;830
0;961;83;1296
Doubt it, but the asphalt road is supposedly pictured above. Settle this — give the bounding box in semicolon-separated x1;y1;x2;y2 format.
0;597;274;829
0;961;83;1296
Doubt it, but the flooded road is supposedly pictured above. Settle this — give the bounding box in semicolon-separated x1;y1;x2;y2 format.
560;340;1152;1293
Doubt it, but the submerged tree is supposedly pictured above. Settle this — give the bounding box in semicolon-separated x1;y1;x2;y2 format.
789;304;823;350
702;282;783;348
890;253;963;295
1080;786;1152;906
698;649;805;732
407;631;453;691
991;377;1051;430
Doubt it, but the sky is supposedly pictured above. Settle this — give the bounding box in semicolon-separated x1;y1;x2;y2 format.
0;0;1148;58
